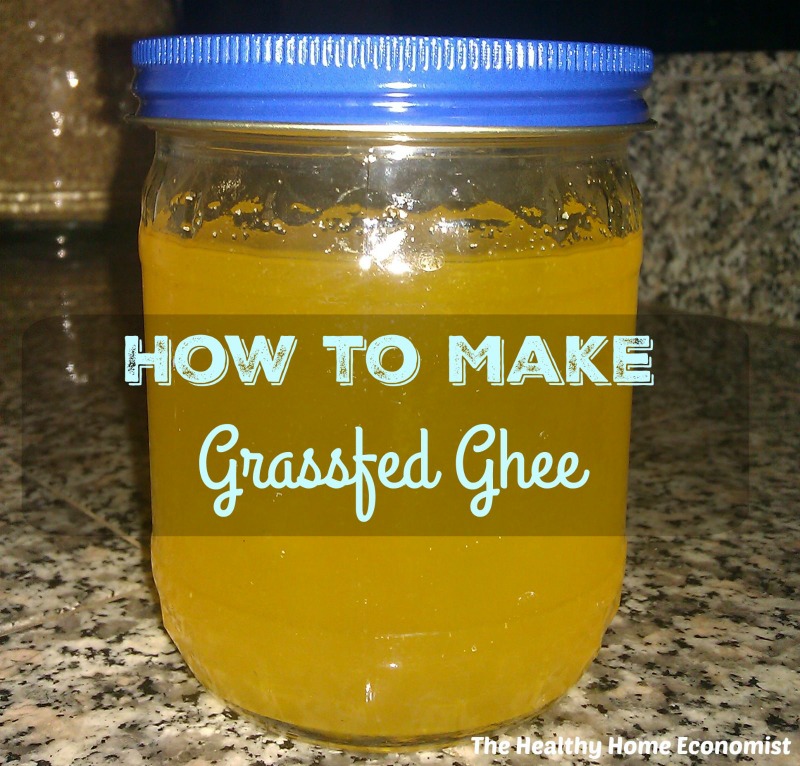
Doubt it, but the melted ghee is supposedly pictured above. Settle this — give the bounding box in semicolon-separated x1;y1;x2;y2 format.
139;214;641;745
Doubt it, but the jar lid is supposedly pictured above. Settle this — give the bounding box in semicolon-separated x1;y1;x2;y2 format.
132;34;653;129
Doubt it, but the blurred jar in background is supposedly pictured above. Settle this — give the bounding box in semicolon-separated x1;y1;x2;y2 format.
0;0;173;226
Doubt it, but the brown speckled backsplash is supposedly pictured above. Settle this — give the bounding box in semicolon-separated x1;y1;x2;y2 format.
631;51;800;327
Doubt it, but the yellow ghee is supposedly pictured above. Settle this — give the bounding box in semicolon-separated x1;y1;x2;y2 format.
139;214;641;744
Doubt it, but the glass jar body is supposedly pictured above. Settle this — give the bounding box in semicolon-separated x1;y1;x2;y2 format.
140;128;643;747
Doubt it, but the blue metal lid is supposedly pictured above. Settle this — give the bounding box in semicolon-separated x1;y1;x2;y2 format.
132;34;653;129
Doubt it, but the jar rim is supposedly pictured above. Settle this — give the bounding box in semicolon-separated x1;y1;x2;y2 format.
132;117;656;140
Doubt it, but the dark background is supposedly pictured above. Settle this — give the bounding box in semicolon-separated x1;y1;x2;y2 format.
175;0;799;53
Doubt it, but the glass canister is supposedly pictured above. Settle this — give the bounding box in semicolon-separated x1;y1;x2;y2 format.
0;0;172;224
131;34;653;748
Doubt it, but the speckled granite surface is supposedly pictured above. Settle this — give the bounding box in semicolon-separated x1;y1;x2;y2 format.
631;51;800;327
1;232;798;765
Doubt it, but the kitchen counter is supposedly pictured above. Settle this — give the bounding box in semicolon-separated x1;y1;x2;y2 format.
1;231;798;765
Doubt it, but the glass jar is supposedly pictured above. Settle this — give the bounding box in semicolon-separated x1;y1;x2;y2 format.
132;34;652;748
0;0;172;224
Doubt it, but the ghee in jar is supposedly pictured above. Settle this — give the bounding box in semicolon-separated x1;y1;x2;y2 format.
132;34;653;747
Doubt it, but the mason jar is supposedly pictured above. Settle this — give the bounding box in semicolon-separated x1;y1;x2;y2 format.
132;34;652;748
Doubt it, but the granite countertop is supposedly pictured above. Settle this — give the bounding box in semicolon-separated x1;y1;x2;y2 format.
1;232;798;765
